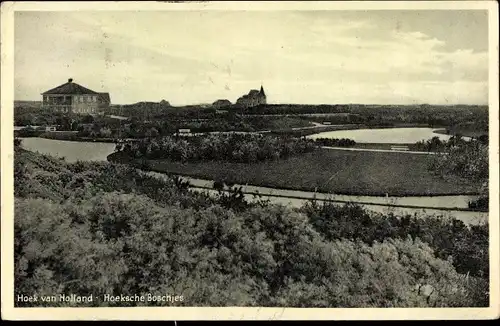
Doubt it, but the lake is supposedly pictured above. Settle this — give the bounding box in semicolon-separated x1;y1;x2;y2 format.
19;137;116;163
306;127;470;144
18;137;487;225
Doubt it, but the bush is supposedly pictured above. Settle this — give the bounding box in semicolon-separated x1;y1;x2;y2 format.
15;195;483;307
314;137;356;147
119;134;318;163
301;201;489;278
14;149;489;307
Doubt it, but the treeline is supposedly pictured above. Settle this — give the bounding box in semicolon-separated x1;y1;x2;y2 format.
116;134;318;163
16;102;488;134
428;138;489;211
240;104;352;115
314;138;356;147
411;135;488;153
14;108;122;131
14;145;489;307
350;105;488;130
75;115;311;139
15;108;76;129
143;115;312;135
108;103;216;120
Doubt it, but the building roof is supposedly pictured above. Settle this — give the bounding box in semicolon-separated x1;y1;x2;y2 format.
98;92;111;103
213;99;232;106
42;78;99;95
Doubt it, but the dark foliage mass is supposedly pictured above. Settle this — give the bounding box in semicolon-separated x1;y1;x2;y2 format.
14;143;489;307
410;135;485;153
116;133;318;163
16;102;487;137
428;138;489;211
302;201;488;279
314;138;356;147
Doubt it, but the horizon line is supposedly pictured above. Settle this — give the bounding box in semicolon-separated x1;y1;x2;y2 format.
13;99;489;107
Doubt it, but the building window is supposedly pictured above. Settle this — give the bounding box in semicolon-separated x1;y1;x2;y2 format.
93;96;97;102
79;96;84;103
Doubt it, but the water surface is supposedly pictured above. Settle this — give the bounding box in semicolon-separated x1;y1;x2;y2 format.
19;137;116;163
306;127;470;144
18;137;486;225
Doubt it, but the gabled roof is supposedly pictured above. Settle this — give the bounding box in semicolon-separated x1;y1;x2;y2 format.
42;79;99;95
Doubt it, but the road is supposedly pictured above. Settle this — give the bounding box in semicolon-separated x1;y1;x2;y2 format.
321;146;444;155
142;170;487;226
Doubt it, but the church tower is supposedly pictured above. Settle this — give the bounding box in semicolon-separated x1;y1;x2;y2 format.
259;85;267;105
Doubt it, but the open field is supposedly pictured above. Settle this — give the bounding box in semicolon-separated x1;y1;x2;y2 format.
109;148;480;196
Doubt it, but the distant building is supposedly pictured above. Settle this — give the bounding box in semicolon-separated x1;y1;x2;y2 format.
41;78;111;115
212;99;232;108
236;85;266;108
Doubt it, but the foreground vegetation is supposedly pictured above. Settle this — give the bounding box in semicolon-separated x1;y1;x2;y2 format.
14;143;488;307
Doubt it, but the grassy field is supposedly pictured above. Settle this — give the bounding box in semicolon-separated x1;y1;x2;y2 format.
110;149;480;196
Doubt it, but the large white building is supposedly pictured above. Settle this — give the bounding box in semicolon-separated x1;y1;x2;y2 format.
41;78;111;115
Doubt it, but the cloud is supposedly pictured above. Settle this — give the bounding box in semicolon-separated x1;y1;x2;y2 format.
14;11;489;105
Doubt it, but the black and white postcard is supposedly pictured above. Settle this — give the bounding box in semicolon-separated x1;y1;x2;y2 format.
1;0;499;321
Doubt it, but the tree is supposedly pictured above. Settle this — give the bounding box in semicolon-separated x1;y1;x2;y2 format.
145;127;159;138
430;139;488;210
81;115;94;124
99;127;112;138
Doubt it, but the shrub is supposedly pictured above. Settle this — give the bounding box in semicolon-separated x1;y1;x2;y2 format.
14;149;488;307
120;134;318;163
301;201;489;278
314;138;356;147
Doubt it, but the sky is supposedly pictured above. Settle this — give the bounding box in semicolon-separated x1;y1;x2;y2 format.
14;10;489;105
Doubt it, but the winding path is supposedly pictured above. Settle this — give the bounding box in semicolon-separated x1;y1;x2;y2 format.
321;146;444;155
143;171;487;226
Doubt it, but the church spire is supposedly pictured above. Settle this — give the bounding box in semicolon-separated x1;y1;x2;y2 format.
260;84;265;97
